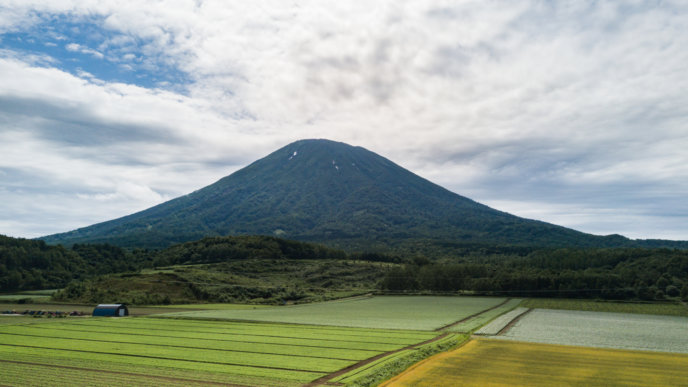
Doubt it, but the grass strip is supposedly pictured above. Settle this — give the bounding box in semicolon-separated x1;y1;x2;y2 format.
313;333;464;387
334;350;414;383
520;298;688;316
341;334;466;387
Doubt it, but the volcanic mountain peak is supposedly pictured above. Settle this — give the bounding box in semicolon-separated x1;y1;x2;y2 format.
42;139;636;250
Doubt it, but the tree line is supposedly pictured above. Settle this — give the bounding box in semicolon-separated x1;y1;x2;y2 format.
2;234;687;302
380;248;688;300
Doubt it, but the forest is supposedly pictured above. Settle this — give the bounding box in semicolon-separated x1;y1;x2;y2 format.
1;234;687;302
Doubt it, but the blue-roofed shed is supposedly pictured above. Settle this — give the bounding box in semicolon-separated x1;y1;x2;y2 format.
92;304;128;317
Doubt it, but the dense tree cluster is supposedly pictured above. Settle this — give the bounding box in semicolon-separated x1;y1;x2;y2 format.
0;235;149;291
152;235;348;266
381;248;688;300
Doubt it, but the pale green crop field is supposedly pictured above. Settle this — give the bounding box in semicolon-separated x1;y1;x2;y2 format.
496;308;688;353
0;316;439;386
160;296;507;330
475;307;529;335
151;303;271;310
446;298;522;332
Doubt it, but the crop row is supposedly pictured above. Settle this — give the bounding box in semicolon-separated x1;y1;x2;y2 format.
75;317;435;344
0;347;300;386
0;326;376;361
25;322;404;351
0;317;444;385
0;344;323;382
0;360;201;387
0;333;351;372
128;316;436;340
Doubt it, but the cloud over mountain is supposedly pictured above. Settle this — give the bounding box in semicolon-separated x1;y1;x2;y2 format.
1;1;688;239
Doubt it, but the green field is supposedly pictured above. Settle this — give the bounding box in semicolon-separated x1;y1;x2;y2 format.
0;315;440;386
160;296;507;330
4;296;686;386
520;298;688;316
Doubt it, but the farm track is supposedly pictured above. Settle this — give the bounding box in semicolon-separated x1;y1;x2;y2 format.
496;308;533;335
435;298;511;331
0;331;361;361
0;359;247;386
303;333;450;387
0;343;328;374
23;324;384;352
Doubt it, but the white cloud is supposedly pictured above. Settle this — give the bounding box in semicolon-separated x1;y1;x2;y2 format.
1;0;688;240
65;42;104;59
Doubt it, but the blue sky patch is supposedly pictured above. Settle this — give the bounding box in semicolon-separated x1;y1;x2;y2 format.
0;13;190;91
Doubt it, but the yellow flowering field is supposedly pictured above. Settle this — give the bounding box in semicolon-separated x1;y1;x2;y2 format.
381;338;688;387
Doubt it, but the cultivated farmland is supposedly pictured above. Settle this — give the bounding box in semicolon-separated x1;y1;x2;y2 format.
497;308;688;353
160;296;507;330
445;298;522;332
0;315;441;386
474;307;529;335
382;338;688;387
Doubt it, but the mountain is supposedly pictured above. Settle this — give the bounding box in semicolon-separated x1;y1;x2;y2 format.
40;139;684;251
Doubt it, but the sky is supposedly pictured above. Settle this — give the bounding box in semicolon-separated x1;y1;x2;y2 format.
0;0;687;241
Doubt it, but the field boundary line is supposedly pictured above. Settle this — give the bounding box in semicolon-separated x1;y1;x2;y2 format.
496;307;532;335
0;359;249;386
303;333;450;387
435;298;511;331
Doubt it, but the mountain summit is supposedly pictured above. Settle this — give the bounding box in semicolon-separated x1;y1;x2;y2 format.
42;139;630;250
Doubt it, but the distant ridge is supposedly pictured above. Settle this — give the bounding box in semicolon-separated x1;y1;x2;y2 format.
41;139;687;251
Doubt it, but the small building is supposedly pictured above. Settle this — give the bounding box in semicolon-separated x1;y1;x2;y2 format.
92;304;129;317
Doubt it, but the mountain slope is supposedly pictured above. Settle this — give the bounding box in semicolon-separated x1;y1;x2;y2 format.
42;139;639;250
